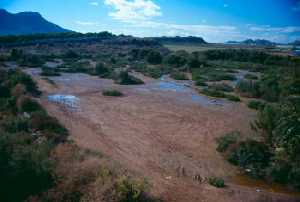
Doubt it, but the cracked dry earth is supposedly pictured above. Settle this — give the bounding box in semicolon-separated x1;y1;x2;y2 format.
27;69;300;202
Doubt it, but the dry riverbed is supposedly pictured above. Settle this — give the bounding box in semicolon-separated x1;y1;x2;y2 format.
25;68;299;202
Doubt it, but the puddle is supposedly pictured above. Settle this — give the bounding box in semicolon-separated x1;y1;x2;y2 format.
234;175;300;197
137;75;229;108
48;94;80;110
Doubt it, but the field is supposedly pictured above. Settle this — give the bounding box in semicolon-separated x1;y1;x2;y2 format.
0;34;299;202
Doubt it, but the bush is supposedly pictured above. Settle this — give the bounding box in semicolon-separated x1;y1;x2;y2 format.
40;67;61;77
95;62;111;78
236;79;260;98
210;83;234;92
247;100;265;110
244;73;258;80
0;132;54;202
102;90;123;97
8;70;40;95
115;71;144;85
17;96;43;113
227;140;271;178
216;131;240;152
170;72;189;80
147;51;162;65
201;88;226;98
0;85;10;98
208;177;225;188
195;80;207;87
115;176;148;202
30;112;67;142
225;94;241;102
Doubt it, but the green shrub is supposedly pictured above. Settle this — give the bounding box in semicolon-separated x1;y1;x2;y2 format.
247;100;265;110
115;176;148;202
195;80;207;87
210;83;234;92
102;90;123;97
8;70;40;95
201;88;226;98
30;112;67;142
18;55;45;67
147;51;162;65
244;73;258;80
115;71;144;85
216;131;240;152
208;177;225;188
0;85;10;98
0;132;54;202
170;72;189;80
225;94;241;102
17;96;43;113
95;62;111;78
236;79;261;98
40;67;61;77
227;140;271;178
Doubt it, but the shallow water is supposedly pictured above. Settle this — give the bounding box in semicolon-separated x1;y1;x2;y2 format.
137;75;230;108
48;94;80;110
234;175;300;197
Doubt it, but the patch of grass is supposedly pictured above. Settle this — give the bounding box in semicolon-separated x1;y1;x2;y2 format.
216;131;240;152
208;177;225;188
102;90;123;97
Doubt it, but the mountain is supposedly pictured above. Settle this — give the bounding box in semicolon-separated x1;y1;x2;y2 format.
149;36;207;44
226;39;276;46
0;9;70;35
291;40;300;46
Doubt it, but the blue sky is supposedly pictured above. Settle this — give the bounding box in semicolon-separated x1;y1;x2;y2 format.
1;0;300;43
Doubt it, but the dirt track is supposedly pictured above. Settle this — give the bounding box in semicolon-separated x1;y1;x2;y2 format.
27;69;300;202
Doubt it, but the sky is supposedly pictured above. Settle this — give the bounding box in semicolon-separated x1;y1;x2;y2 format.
1;0;300;43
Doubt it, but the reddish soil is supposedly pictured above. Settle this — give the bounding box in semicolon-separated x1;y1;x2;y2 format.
27;70;300;202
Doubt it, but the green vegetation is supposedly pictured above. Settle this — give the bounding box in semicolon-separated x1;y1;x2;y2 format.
115;71;144;85
216;131;240;152
170;71;189;80
247;100;265;110
236;80;261;98
0;69;67;202
103;90;123;97
208;177;225;188
244;73;258;80
40;66;61;76
210;83;234;92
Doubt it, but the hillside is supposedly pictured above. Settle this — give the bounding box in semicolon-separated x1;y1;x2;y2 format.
0;9;69;35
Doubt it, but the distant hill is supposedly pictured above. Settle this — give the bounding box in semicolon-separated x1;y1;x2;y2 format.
291;40;300;46
227;39;276;46
149;36;207;44
0;9;70;35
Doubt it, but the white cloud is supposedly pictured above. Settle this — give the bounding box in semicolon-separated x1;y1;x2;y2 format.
100;1;299;43
104;0;162;22
89;1;99;6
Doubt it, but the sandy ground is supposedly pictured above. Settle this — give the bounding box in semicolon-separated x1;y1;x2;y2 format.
26;69;300;202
